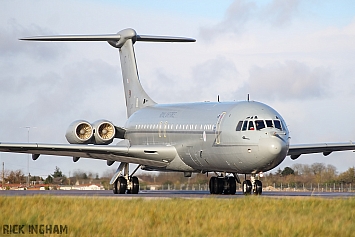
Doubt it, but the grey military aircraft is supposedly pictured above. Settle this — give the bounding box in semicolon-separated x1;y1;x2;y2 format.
1;28;355;195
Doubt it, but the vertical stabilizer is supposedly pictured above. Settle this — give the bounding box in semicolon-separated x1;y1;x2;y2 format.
20;28;195;118
112;29;156;117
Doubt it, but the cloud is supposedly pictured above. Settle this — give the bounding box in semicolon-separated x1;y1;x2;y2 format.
260;0;301;27
149;56;240;103
237;60;332;101
0;19;67;61
199;0;256;38
199;0;302;40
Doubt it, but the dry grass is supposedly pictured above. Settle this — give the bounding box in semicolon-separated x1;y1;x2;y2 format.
1;196;355;236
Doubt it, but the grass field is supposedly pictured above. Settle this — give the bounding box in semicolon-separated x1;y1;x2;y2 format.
1;196;355;236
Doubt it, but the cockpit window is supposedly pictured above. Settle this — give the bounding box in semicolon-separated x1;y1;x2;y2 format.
248;121;255;130
236;121;243;131
274;120;282;130
255;120;265;130
242;121;248;131
265;120;273;128
236;118;285;132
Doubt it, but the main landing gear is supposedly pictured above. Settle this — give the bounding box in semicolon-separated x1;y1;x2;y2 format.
209;175;237;195
208;173;263;195
242;174;262;195
112;163;140;194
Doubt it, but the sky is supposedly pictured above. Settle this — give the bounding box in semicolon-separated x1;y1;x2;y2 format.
1;0;355;178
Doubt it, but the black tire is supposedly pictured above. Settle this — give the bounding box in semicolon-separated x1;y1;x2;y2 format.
228;177;236;195
113;180;118;194
242;180;252;195
216;178;224;194
209;177;217;194
254;180;262;195
224;179;230;195
131;176;139;194
117;177;127;194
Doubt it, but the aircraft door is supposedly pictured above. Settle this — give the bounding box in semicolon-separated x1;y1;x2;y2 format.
215;112;226;144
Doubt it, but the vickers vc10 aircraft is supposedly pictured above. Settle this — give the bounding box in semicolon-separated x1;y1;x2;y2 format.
1;28;355;195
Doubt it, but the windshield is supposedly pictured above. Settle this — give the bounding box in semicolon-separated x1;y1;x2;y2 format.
236;119;284;131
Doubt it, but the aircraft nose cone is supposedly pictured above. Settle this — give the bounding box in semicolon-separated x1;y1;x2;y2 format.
259;137;287;157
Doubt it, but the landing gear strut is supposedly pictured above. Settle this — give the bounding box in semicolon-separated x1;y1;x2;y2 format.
209;176;237;195
111;163;140;194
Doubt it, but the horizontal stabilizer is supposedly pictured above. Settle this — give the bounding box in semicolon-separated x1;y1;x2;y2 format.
20;34;122;41
137;35;195;42
20;28;196;45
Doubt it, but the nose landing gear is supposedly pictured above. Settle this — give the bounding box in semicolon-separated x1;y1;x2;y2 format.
242;174;262;195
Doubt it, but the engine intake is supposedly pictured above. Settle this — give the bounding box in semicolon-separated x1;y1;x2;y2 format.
65;120;93;144
65;119;116;145
93;120;116;144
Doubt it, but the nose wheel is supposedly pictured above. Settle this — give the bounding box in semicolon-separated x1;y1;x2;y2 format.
242;180;252;195
242;175;263;195
253;180;262;195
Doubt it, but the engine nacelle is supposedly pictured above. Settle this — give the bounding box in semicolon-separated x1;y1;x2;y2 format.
65;120;94;144
92;120;116;145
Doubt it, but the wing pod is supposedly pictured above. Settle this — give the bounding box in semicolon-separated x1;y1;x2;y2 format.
65;120;93;144
92;120;116;145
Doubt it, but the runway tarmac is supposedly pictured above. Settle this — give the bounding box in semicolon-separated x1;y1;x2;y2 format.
1;190;355;198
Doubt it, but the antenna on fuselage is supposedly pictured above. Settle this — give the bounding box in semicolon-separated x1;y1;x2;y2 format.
217;95;220;102
247;94;250;102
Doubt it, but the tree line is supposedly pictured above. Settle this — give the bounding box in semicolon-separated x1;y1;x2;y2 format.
265;163;355;186
1;163;355;187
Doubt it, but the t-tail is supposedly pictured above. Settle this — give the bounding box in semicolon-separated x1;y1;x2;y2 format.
21;28;195;117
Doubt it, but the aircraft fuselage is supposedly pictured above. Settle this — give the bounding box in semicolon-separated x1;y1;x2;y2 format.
125;100;289;174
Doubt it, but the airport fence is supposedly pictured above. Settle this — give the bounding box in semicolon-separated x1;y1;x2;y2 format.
140;183;355;192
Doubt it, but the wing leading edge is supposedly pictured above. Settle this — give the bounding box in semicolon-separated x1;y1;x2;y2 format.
0;142;178;168
288;142;355;160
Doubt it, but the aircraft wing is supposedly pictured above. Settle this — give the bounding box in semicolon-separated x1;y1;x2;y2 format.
0;142;177;168
288;142;355;160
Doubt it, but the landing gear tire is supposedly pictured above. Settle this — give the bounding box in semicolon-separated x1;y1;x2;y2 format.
253;180;262;195
242;180;252;195
228;177;236;195
209;176;236;195
209;177;217;194
216;178;224;194
113;180;118;194
209;177;223;194
113;176;127;194
131;176;139;194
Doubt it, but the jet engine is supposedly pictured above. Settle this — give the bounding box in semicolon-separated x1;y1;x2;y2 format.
92;120;116;144
65;120;116;145
65;120;94;144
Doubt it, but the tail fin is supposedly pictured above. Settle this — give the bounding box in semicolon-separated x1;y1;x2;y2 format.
21;28;195;117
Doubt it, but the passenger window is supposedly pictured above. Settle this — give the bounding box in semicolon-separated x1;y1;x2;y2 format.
274;120;282;130
265;120;273;128
236;121;243;131
242;121;248;131
248;121;255;130
255;120;265;130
